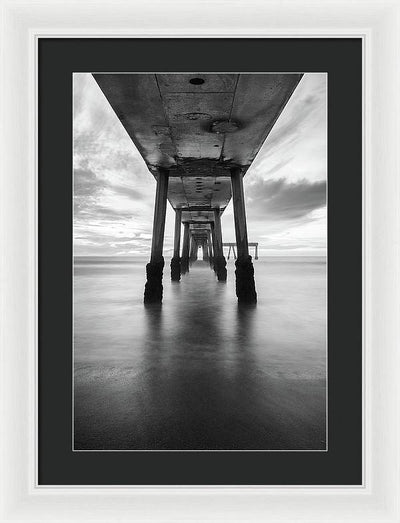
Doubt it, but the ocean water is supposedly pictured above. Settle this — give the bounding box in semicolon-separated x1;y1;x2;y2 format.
74;256;327;450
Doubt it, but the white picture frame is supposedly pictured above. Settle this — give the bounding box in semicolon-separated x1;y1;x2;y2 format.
1;0;399;521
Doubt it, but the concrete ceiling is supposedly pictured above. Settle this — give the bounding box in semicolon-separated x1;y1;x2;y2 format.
93;73;302;222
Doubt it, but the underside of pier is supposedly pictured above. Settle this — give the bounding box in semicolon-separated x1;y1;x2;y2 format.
93;73;303;303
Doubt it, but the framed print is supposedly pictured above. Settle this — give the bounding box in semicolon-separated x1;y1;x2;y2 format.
39;37;360;486
1;0;400;521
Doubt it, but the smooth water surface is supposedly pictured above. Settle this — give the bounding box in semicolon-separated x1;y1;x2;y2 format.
74;256;326;450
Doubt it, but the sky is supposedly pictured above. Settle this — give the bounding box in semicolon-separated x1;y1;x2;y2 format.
73;73;327;257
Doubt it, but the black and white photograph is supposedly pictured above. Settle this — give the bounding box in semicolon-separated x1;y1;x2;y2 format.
4;0;397;513
73;72;327;451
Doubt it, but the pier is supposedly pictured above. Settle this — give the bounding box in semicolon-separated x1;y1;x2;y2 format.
224;243;259;260
93;73;302;303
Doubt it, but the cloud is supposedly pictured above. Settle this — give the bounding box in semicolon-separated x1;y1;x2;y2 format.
249;74;327;185
264;93;321;155
85;205;138;220
107;183;145;201
262;156;295;177
74;167;100;197
74;164;147;218
246;178;326;221
74;167;144;201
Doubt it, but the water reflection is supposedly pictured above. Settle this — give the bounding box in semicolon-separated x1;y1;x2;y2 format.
236;302;256;345
143;302;163;345
74;257;327;450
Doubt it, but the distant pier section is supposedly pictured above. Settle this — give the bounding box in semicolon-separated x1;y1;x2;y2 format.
93;73;302;303
223;243;258;260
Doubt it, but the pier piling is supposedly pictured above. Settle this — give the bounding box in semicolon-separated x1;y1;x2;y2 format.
171;208;182;281
231;167;257;303
144;169;168;303
181;223;190;274
213;209;227;281
206;230;214;268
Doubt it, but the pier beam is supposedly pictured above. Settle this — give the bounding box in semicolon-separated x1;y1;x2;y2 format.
170;208;182;281
231;167;257;303
144;169;169;303
213;208;227;281
181;222;190;274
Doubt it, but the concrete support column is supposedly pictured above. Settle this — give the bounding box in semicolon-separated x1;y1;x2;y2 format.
202;242;210;261
189;235;194;258
230;167;257;303
189;235;197;265
206;230;213;268
210;222;217;272
203;240;210;261
207;230;213;257
170;208;182;281
144;169;169;303
213;208;227;281
181;222;190;274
